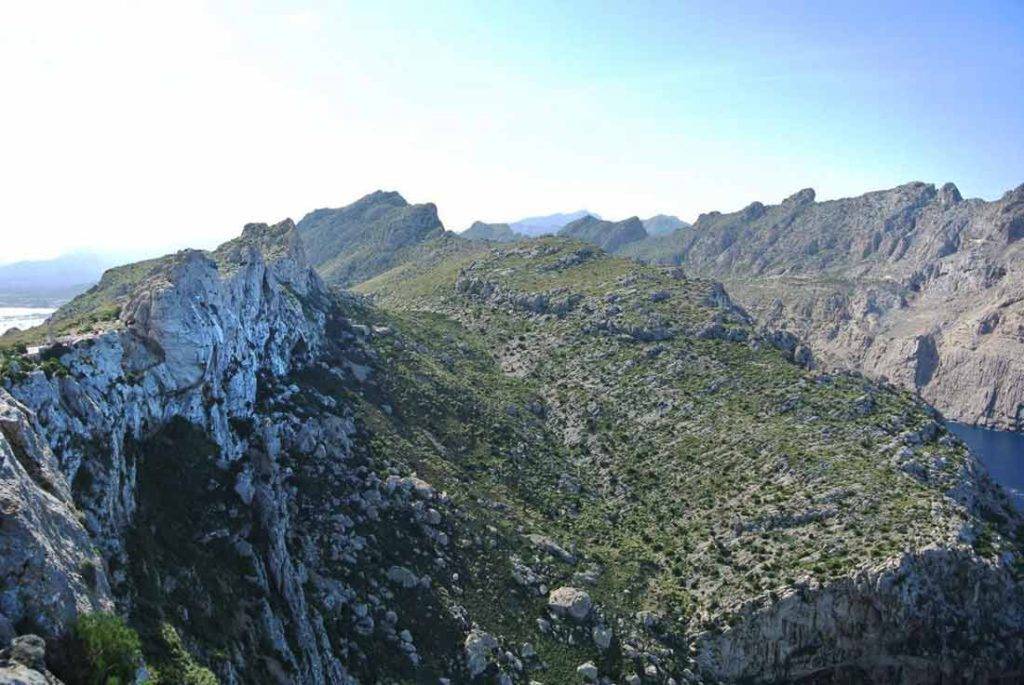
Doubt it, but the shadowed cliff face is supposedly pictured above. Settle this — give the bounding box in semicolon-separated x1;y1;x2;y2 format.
629;181;1024;431
2;221;1024;683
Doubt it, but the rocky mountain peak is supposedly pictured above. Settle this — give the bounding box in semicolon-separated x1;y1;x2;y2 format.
296;191;444;286
938;182;963;206
782;187;816;207
642;214;689;235
558;215;647;252
239;217;296;242
562;214;600;230
234;218;305;259
359;189;408;207
741;200;766;220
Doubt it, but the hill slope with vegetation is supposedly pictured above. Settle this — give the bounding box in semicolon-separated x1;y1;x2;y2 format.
1;218;1023;684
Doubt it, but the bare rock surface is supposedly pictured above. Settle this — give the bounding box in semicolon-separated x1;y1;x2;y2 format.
629;181;1024;429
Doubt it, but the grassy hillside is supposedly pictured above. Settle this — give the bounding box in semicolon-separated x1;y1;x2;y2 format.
348;237;1020;680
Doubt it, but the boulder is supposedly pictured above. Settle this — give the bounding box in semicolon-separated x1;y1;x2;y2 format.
576;661;598;681
0;635;61;685
464;628;499;677
548;587;592;621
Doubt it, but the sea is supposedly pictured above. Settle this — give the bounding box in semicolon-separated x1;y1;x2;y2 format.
950;422;1024;511
0;307;55;336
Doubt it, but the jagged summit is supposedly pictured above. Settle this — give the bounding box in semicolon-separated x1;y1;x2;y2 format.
939;181;963;205
358;189;408;206
0;218;320;346
782;187;816;206
222;218;306;264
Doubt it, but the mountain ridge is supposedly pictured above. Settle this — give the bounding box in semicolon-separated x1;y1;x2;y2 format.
509;209;598;237
460;220;523;243
642;214;689;236
622;179;1024;430
3;189;1024;683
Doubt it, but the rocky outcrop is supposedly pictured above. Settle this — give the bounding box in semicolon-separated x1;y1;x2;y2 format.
697;547;1024;682
637;181;1024;429
10;221;326;551
1;221;358;683
0;392;110;644
0;635;63;684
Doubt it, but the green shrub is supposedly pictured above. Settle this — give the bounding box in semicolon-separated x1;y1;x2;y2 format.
148;623;218;685
71;612;143;685
39;357;69;379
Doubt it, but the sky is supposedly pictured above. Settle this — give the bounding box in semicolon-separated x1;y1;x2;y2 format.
1;0;1022;263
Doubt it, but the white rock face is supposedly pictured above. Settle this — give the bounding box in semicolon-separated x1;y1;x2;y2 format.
0;391;112;644
672;182;1024;429
10;223;326;552
1;222;357;684
575;660;598;681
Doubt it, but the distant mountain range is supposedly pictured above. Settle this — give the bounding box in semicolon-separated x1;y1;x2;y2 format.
0;252;122;307
623;181;1024;430
328;183;1024;431
462;210;689;242
509;210;596;237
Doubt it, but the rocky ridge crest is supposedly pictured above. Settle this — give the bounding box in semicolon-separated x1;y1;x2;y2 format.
627;181;1024;429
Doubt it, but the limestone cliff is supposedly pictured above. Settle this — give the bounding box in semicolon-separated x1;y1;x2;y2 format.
630;182;1024;430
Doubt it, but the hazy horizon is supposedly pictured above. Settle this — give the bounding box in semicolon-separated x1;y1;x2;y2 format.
2;1;1022;264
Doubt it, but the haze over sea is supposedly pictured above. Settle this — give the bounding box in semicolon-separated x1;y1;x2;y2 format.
0;307;54;336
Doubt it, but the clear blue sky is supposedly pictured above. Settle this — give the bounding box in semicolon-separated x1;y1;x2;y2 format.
1;1;1022;261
